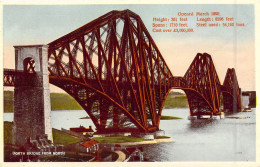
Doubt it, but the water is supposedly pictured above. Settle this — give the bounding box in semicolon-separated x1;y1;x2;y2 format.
4;110;95;130
4;108;256;161
143;108;256;161
50;110;96;130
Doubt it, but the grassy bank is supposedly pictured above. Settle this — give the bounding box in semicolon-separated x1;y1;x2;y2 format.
154;136;171;139
52;129;82;145
160;115;182;120
4;122;170;147
92;136;152;143
3;122;82;146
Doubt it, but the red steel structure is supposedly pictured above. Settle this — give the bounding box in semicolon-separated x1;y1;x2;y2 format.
172;53;222;118
3;10;242;133
47;10;173;133
222;68;242;112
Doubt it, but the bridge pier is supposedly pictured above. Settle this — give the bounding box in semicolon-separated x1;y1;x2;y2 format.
12;45;52;146
188;111;225;120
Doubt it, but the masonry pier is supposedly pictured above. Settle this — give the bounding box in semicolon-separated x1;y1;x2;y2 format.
13;45;52;146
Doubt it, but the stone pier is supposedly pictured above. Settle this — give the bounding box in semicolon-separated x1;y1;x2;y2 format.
12;45;52;146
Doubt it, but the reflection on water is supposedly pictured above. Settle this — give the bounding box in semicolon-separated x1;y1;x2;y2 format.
4;108;256;161
189;119;215;129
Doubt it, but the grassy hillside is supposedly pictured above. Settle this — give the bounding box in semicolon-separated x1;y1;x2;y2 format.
3;91;188;112
164;91;188;108
3;91;83;112
50;93;83;110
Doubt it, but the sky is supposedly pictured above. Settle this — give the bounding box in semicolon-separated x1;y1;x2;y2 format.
2;4;255;92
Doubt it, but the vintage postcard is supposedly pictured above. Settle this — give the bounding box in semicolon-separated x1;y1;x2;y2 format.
1;1;259;167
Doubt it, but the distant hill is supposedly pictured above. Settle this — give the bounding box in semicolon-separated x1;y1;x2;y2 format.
50;93;83;110
3;91;187;113
167;91;185;96
164;91;188;108
3;91;83;112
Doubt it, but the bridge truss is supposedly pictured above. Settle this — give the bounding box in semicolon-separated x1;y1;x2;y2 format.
182;53;222;117
222;68;242;112
47;10;173;133
3;10;242;133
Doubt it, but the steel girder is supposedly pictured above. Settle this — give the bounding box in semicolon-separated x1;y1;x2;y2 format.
48;10;173;133
222;68;242;112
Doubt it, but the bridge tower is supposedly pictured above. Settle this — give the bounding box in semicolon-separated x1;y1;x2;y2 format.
13;45;52;146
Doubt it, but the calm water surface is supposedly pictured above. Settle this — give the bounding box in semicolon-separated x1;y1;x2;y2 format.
4;108;256;161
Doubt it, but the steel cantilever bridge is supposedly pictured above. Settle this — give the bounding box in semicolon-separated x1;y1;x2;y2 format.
3;10;241;133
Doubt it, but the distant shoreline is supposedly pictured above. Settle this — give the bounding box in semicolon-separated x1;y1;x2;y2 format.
3;91;188;113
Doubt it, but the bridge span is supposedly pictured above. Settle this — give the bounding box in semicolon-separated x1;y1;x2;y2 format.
3;10;241;138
